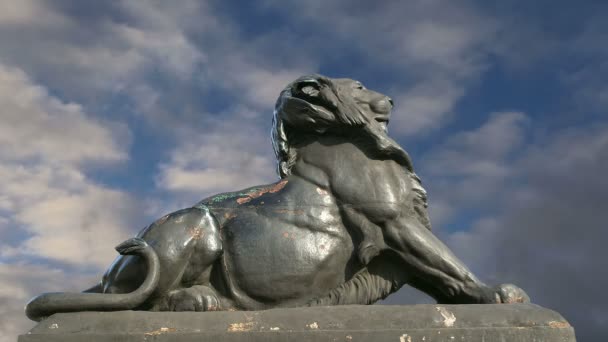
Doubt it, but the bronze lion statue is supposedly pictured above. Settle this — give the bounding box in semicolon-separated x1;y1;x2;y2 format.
26;75;529;321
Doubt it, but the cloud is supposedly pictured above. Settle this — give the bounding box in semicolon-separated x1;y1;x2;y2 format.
0;63;138;268
390;78;465;137
418;113;608;341
0;0;206;103
383;112;531;304
0;0;68;27
0;263;97;342
417;111;528;227
156;111;277;205
262;0;500;137
0;64;128;165
543;17;608;117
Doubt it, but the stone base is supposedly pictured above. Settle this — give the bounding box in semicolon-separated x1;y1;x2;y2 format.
19;304;575;341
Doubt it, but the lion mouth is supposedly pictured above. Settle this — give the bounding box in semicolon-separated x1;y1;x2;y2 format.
374;117;389;131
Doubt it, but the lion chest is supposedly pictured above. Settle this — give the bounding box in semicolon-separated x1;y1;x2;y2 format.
315;143;411;222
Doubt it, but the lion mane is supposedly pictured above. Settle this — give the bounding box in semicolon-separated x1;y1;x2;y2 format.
272;74;414;179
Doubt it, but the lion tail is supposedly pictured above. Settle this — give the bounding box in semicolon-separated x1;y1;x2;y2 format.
25;237;160;322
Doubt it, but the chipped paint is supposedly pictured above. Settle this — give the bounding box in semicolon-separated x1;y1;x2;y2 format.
436;306;456;327
399;333;412;342
223;212;237;220
283;232;290;238
548;321;570;328
306;322;319;329
316;187;329;195
227;322;255;332
157;214;170;225
144;327;176;336
49;323;58;329
274;208;305;215
236;180;288;205
188;227;204;239
270;326;280;331
346;335;352;340
236;197;252;204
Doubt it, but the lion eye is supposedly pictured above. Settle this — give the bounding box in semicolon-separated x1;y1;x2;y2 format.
355;83;364;90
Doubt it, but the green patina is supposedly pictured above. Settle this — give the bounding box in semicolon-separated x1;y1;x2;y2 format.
206;193;238;204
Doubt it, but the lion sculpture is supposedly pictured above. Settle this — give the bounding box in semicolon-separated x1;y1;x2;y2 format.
26;75;529;321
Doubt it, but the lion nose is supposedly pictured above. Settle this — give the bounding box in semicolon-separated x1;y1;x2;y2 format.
370;96;393;114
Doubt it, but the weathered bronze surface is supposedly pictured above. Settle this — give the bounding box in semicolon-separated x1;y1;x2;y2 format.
25;75;529;321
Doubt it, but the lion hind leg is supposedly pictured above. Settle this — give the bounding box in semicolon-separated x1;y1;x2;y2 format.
161;285;236;312
307;254;408;306
100;206;223;309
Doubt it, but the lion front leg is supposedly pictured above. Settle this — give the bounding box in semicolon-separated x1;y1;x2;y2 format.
384;218;529;304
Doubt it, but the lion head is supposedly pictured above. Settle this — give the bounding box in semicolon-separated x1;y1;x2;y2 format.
272;74;413;178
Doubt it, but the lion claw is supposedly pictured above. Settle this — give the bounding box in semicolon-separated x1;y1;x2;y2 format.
495;283;530;303
358;242;380;265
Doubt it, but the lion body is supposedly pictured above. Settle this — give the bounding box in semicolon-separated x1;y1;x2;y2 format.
25;74;529;320
199;175;355;309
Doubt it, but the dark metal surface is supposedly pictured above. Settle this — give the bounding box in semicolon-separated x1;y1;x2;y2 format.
25;75;529;321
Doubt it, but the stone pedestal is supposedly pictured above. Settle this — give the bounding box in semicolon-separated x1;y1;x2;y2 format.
19;304;575;341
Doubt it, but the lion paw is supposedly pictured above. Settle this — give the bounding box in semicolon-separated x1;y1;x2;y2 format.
167;285;221;312
495;283;530;304
357;242;381;265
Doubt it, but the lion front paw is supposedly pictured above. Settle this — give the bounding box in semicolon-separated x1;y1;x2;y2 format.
357;241;380;265
166;285;221;312
495;283;530;304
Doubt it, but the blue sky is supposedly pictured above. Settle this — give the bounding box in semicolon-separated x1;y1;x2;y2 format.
1;1;606;340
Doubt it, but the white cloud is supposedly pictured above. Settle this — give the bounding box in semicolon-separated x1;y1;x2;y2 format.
418;111;528;225
156;113;277;202
0;64;138;268
391;78;465;136
4;165;138;267
262;0;500;138
0;1;207;102
0;263;97;342
0;64;128;165
109;21;204;80
215;66;308;110
446;125;608;341
0;0;68;27
424;111;528;176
